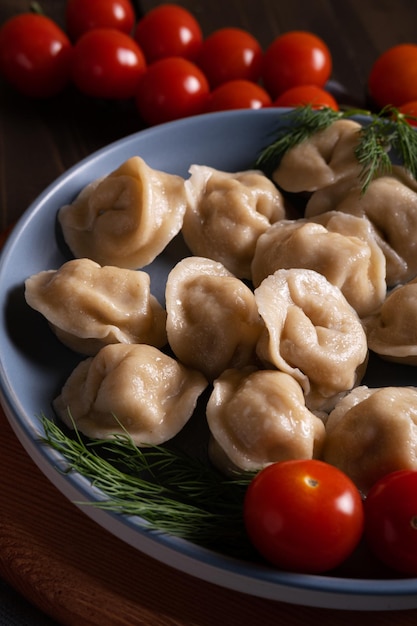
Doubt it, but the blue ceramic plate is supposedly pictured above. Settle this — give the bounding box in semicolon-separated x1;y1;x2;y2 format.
1;109;416;611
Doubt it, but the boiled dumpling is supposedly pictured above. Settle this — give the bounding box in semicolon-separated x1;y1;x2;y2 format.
165;256;263;381
305;165;417;286
182;165;286;279
363;276;417;364
323;385;417;493
25;258;167;355
207;367;325;476
254;268;368;412
251;213;386;317
58;156;188;269
53;343;207;445
272;119;363;193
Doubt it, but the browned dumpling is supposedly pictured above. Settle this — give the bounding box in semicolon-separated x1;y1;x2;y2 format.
58;156;188;269
305;165;417;286
53;343;207;445
25;258;167;355
165;256;263;381
207;367;325;476
182;165;286;279
323;386;417;494
254;268;368;412
272;119;363;193
363;276;417;364
251;214;386;317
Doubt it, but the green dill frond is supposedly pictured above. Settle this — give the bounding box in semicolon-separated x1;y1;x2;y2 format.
40;415;254;556
254;104;417;194
254;105;344;177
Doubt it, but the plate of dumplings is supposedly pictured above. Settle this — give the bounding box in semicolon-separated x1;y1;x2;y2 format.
1;108;417;611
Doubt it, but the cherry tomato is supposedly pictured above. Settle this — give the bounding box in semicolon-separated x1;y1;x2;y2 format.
244;460;364;573
71;28;146;99
262;31;332;99
135;57;209;126
273;84;338;110
398;101;417;126
365;470;417;575
205;79;271;113
368;44;417;108
134;3;203;63
0;13;72;98
196;27;263;88
65;0;136;41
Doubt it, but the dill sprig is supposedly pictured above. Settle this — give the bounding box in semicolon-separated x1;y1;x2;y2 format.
254;104;417;193
254;105;344;177
40;415;255;556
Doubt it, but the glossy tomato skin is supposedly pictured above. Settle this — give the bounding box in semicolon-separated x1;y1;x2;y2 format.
71;28;146;99
398;101;417;126
196;27;263;88
244;460;364;574
0;13;72;98
273;84;338;110
262;31;332;99
65;0;136;41
368;44;417;108
205;79;271;112
134;3;203;63
364;470;417;575
135;57;209;126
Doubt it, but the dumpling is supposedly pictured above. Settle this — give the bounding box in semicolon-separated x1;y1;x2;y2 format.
53;343;207;445
305;165;417;286
363;276;417;364
25;258;167;355
206;367;325;476
165;256;263;381
272;119;363;193
182;165;286;279
251;213;386;317
323;385;417;493
58;156;188;269
254;268;368;412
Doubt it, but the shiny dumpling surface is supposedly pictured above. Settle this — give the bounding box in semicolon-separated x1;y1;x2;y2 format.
183;165;286;279
252;214;386;317
207;367;325;475
53;343;207;445
323;385;417;493
254;268;368;412
271;119;363;193
58;156;188;269
25;258;167;355
165;256;263;381
305;165;417;286
363;276;417;364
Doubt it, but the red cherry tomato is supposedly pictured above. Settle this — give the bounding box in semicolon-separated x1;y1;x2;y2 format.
262;31;332;99
205;79;271;113
398;101;417;126
365;470;417;575
244;460;364;574
135;57;209;126
368;44;417;108
273;84;338;110
134;3;203;63
0;13;72;98
196;27;263;88
71;28;146;99
65;0;136;41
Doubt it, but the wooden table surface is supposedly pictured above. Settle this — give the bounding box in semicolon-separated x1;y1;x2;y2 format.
2;1;417;624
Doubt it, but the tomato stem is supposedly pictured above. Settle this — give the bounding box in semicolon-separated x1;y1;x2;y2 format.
410;515;417;530
30;2;44;15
